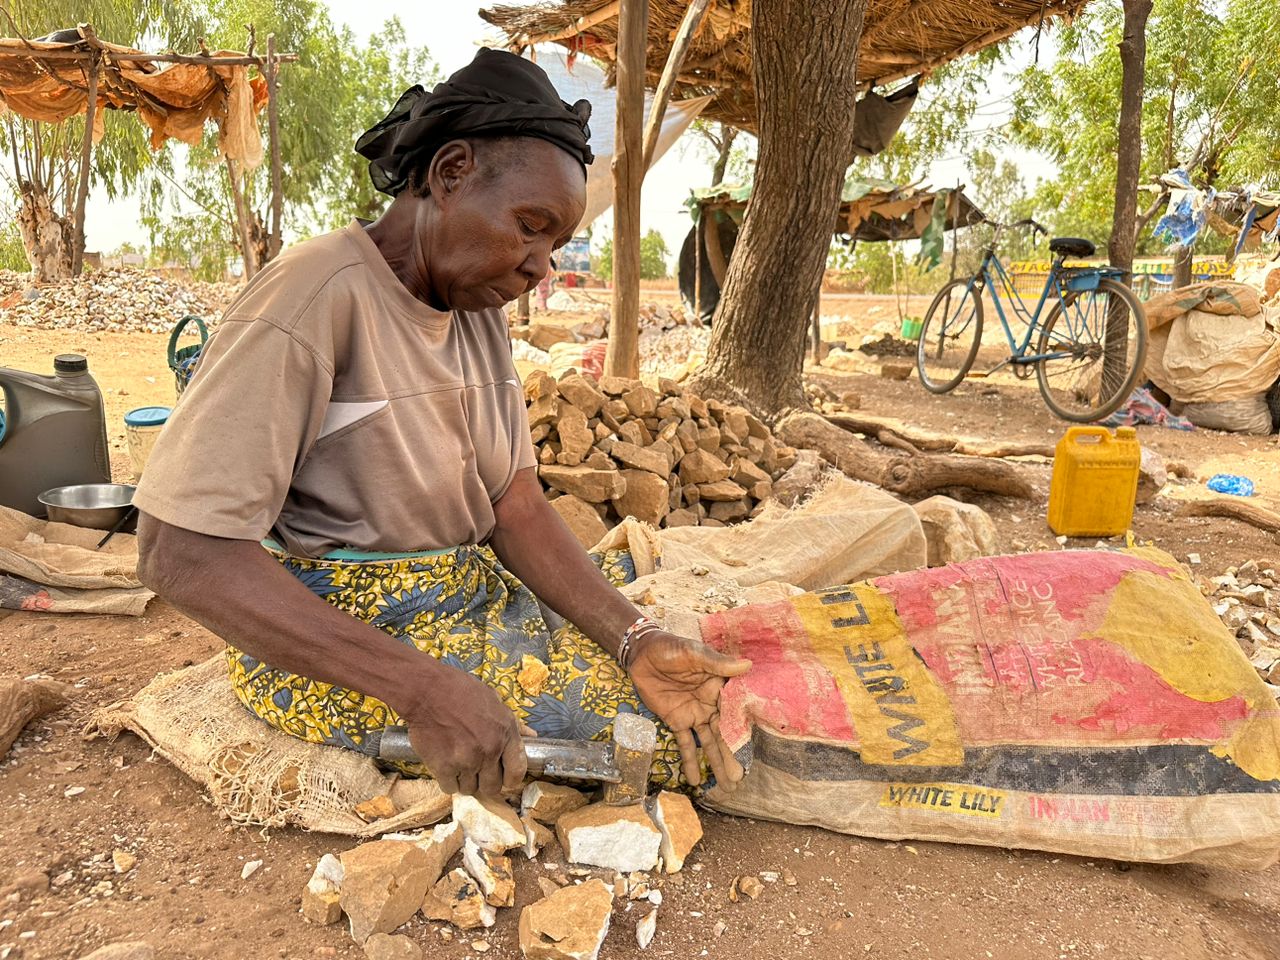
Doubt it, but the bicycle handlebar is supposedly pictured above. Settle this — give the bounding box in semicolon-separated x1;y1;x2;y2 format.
984;217;1048;237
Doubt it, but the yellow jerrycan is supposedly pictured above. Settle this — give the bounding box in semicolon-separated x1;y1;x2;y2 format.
1047;426;1141;538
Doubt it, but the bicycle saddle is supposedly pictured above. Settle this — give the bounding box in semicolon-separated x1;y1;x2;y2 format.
1049;237;1096;258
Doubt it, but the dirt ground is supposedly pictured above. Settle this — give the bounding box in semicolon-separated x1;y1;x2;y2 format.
4;303;1280;960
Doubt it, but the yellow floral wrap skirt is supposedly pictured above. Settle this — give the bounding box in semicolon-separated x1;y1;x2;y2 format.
226;544;690;789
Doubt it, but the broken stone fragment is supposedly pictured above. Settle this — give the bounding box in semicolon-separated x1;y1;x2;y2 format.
636;908;658;950
339;840;435;944
912;495;998;567
697;479;749;502
556;406;595;466
462;839;516;908
355;795;398;823
611;440;669;476
556;802;662;873
539;464;626;503
363;933;423;960
521;813;554;859
550;494;609;550
302;853;345;925
678;448;730;485
522;782;590;824
557;374;605;418
649;792;703;874
382;821;463;888
111;850;137;875
420;867;496;930
453;795;526;853
738;875;764;899
537;876;564;898
613;470;671;527
518;878;613;960
78;944;156;960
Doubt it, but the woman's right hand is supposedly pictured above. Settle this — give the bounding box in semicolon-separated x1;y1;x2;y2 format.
395;662;527;798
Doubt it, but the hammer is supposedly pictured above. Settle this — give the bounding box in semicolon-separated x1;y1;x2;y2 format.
372;712;657;806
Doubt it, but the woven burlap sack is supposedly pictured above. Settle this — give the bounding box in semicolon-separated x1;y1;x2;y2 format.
91;657;450;836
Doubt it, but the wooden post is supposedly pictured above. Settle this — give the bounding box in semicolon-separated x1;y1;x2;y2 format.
641;0;710;171
693;214;703;325
226;157;259;280
517;291;531;322
265;34;284;262
70;52;99;277
603;0;648;379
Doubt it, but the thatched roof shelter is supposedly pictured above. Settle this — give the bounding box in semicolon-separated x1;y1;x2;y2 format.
481;0;1090;130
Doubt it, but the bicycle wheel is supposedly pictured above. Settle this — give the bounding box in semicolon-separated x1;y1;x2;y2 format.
917;278;984;394
1035;277;1147;422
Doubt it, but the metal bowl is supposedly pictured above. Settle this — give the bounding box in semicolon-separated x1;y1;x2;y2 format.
38;483;137;531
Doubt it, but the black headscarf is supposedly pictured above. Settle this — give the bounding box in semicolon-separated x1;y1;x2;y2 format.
355;48;593;197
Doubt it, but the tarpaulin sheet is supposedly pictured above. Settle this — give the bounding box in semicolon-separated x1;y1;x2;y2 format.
0;37;266;164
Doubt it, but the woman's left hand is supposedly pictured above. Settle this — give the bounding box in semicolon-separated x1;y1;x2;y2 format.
626;631;752;790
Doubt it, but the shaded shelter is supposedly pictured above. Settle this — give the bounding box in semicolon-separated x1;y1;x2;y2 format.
679;178;985;320
480;0;1090;132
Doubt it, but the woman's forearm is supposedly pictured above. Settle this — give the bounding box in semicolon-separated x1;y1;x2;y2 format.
135;513;440;717
489;470;640;656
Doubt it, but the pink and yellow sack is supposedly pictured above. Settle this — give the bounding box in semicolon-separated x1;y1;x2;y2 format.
704;548;1280;869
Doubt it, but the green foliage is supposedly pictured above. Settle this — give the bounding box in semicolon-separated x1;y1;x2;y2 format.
640;229;669;280
1008;0;1280;251
0;218;31;272
590;230;669;280
827;240;937;295
592;236;612;279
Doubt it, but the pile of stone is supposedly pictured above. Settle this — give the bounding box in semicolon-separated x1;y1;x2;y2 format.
638;323;710;380
1204;560;1280;688
305;783;703;959
0;268;239;334
524;370;799;546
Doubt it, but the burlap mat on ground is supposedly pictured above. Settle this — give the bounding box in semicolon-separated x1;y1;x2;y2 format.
91;656;451;835
0;505;153;615
89;476;924;833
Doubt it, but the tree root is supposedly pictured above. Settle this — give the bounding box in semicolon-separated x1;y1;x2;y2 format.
1176;499;1280;535
776;412;1037;499
827;412;1056;460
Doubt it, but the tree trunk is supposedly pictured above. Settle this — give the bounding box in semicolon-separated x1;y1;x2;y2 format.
1104;0;1151;396
16;181;72;282
1108;0;1151;275
711;124;737;186
691;0;868;418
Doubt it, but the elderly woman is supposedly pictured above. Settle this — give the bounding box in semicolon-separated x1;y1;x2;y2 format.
134;49;749;800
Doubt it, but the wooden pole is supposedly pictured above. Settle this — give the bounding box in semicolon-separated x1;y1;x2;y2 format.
70;51;98;277
641;0;710;171
603;0;648;379
265;34;284;262
225;157;258;280
0;48;298;65
517;291;531;322
693;215;703;325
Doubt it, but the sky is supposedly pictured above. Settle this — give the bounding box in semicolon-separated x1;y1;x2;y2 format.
83;2;1059;265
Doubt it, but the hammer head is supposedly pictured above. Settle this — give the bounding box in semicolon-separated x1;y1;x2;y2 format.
602;713;657;806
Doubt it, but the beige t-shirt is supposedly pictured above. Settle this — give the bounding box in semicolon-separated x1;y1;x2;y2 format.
134;221;536;557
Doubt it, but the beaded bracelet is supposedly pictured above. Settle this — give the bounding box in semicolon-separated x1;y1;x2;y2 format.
618;615;662;671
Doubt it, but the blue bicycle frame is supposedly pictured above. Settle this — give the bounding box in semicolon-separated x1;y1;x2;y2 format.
964;248;1126;369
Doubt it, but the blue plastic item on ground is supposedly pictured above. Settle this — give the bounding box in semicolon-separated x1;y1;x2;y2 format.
1207;474;1255;497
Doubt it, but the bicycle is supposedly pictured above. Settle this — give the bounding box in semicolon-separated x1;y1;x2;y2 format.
915;219;1148;422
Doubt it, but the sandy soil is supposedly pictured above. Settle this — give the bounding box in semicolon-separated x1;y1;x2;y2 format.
4;305;1280;960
